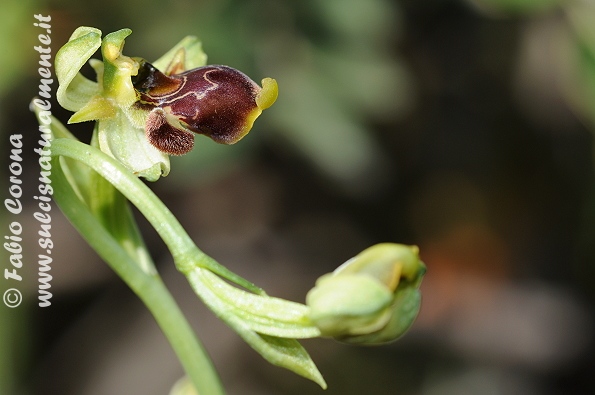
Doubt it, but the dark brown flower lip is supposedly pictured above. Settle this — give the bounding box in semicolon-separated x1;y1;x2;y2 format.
132;60;274;154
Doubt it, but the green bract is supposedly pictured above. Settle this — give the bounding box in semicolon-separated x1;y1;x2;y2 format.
306;243;426;344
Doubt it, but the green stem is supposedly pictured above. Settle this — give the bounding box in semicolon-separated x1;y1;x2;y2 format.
51;156;225;395
50;137;263;294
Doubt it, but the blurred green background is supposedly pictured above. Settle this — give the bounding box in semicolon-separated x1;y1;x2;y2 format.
2;0;595;394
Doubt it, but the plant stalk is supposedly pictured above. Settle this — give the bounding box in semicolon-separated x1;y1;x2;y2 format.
50;154;225;395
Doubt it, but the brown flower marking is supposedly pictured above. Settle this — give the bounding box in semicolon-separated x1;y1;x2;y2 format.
133;60;276;155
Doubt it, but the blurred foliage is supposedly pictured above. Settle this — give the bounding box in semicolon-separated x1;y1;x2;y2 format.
471;0;595;138
561;1;595;129
0;1;36;394
473;0;595;294
0;0;36;95
467;0;561;14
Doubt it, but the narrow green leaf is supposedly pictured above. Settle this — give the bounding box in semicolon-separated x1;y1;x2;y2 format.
88;130;157;275
186;268;325;387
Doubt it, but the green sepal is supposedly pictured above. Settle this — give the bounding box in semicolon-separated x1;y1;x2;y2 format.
338;287;421;345
100;28;139;107
97;111;170;181
306;274;393;337
153;36;208;75
55;26;102;112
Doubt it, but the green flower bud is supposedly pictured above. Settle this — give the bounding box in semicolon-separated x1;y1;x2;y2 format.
340;286;422;345
335;243;425;289
306;243;425;344
306;273;394;337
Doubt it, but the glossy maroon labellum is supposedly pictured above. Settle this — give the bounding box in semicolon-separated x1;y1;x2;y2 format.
132;60;265;155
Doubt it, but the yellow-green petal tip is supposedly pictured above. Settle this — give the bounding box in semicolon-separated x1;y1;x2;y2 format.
256;78;278;110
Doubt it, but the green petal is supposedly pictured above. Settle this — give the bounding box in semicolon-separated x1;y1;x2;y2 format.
55;26;102;112
69;95;117;123
101;28;139;107
306;274;393;336
335;243;424;289
97;113;170;181
152;36;208;75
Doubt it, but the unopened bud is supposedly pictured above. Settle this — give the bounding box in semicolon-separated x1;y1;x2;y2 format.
306;243;425;344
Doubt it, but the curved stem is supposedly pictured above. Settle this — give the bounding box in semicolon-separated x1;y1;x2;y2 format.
50;137;263;294
51;156;225;395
